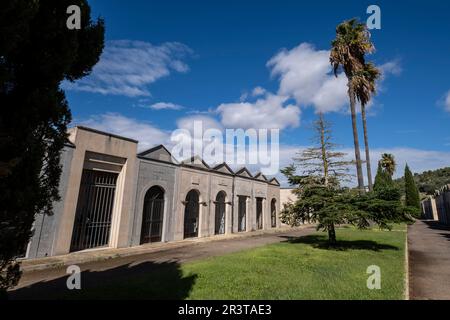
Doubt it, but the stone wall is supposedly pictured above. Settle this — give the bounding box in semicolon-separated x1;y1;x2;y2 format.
421;184;450;225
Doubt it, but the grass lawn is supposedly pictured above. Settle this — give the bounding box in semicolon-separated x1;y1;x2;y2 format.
183;225;407;300
14;225;407;300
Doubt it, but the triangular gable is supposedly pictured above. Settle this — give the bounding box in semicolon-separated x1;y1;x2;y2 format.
235;167;253;178
254;172;268;181
270;178;281;186
213;163;234;175
138;145;176;163
182;155;210;169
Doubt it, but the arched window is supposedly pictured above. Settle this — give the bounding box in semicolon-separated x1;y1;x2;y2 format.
215;191;226;235
184;190;200;239
271;199;277;228
140;186;165;244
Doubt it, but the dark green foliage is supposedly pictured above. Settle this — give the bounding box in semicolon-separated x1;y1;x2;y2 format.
404;165;421;212
282;147;415;244
394;167;450;195
373;161;393;191
0;0;104;294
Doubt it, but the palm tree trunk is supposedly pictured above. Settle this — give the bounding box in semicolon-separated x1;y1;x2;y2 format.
361;104;373;191
349;85;365;192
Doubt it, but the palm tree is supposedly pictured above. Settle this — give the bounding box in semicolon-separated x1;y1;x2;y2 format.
330;18;375;192
380;153;396;177
353;62;381;191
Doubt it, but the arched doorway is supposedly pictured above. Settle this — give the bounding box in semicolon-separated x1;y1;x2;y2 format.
271;199;277;228
140;186;165;244
215;191;226;235
184;190;200;239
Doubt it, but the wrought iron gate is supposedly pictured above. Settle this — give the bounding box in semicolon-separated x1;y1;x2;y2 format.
271;199;277;228
214;192;226;235
256;198;263;230
70;170;118;252
238;196;247;232
140;186;164;244
184;190;199;238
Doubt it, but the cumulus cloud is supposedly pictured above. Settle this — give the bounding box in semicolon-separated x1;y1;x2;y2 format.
79;113;170;152
267;43;348;113
176;115;223;133
63;40;193;97
217;93;300;129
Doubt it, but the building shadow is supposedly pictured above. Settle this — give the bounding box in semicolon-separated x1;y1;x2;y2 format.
8;260;197;300
422;219;450;231
279;234;400;252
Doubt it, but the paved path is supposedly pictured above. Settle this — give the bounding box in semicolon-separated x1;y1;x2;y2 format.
408;219;450;300
9;226;315;299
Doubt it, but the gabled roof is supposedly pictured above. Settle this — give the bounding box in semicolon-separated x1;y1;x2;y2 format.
269;177;281;186
181;155;211;169
138;145;177;164
235;167;253;178
254;172;268;181
213;163;234;175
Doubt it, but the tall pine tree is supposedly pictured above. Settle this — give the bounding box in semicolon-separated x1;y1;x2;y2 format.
281;114;354;244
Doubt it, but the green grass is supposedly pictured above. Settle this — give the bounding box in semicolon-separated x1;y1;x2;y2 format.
14;225;407;300
182;225;407;300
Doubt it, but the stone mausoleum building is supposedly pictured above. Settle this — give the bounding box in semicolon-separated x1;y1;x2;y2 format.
26;126;281;259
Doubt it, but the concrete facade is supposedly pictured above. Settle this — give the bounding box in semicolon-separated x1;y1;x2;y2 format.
421;184;450;225
27;126;281;259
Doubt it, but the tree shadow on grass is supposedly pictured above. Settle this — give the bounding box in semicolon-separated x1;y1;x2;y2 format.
8;260;197;300
280;234;400;252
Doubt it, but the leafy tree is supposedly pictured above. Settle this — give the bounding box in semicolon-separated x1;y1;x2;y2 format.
330;18;375;192
404;164;421;210
281;118;415;244
280;114;355;244
0;0;104;296
353;62;381;191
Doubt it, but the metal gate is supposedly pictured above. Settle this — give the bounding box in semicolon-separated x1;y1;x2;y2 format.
214;192;226;235
70;170;118;252
184;190;199;238
271;199;277;228
140;186;164;244
256;198;263;230
238;196;247;232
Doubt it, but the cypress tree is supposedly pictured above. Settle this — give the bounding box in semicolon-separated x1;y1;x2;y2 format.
373;161;392;191
404;164;421;209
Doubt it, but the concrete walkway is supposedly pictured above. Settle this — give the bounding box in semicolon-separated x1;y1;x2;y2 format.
9;225;315;298
408;219;450;300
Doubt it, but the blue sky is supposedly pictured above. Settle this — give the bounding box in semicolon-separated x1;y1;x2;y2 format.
65;0;450;184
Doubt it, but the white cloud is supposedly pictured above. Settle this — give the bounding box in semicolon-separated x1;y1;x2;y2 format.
79;113;170;152
444;90;450;112
267;43;348;113
277;145;450;187
217;93;300;129
266;43;400;114
176;115;223;133
146;102;184;110
379;60;402;78
252;86;267;97
63;40;193;97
